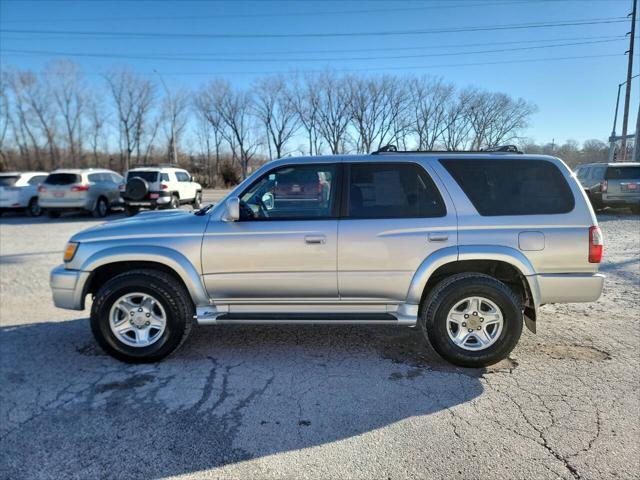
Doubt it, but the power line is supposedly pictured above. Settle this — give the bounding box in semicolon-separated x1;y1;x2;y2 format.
1;38;627;64
0;17;628;39
0;34;626;55
0;1;557;23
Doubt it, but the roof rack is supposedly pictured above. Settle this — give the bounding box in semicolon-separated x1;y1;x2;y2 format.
372;144;523;154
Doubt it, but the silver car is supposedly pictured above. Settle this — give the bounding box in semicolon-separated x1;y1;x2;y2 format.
50;150;604;367
0;171;49;216
39;169;124;218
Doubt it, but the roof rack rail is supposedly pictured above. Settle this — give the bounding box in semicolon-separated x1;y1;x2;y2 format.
372;144;523;155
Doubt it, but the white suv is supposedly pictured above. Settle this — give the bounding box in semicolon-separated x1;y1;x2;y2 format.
121;166;202;216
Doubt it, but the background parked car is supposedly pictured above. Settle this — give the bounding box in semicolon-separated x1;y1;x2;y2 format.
0;171;49;217
38;169;124;218
575;163;607;210
575;162;640;213
121;166;202;216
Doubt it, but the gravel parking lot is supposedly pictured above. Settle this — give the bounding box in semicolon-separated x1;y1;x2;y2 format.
1;195;638;480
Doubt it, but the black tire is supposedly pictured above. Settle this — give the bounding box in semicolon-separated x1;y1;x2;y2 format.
192;191;202;209
92;196;109;218
168;194;180;209
125;205;140;217
47;210;61;219
90;269;194;363
420;273;523;368
26;197;42;217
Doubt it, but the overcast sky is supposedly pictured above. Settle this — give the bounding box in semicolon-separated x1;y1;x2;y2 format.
0;0;637;145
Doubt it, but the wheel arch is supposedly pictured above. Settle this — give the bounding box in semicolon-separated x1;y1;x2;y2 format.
81;246;209;308
408;246;540;332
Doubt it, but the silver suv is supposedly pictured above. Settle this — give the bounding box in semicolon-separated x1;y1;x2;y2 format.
39;169;124;218
50;150;604;367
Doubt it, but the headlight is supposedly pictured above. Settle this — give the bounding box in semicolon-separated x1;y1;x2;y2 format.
63;242;79;262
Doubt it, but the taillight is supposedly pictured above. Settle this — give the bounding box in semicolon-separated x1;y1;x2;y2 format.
600;180;608;193
118;183;125;191
161;183;168;190
589;226;603;263
37;185;47;193
71;184;90;192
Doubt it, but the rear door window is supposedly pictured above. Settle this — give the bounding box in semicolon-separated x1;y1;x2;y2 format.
88;173;103;182
441;159;574;216
605;166;640;180
45;173;80;185
27;175;48;185
176;172;191;182
346;163;446;218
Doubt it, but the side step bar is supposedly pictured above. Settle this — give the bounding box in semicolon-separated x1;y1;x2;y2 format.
215;312;398;324
196;304;419;326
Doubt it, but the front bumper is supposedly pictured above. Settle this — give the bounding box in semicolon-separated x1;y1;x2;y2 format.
50;264;90;310
536;273;605;304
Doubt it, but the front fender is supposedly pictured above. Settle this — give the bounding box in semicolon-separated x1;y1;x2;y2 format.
79;245;210;306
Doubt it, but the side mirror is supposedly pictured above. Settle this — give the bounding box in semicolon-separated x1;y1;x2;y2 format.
221;196;240;222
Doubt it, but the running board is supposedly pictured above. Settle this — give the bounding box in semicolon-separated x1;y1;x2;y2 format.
196;306;418;326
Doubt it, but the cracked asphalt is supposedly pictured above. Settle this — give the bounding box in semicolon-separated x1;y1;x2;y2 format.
0;200;638;480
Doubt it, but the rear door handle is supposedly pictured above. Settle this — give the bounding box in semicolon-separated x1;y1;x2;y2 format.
305;235;326;245
428;232;449;242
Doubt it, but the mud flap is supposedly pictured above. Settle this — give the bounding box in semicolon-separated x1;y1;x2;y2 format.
524;306;536;333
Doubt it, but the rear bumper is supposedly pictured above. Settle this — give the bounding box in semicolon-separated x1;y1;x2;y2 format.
121;191;171;207
40;198;93;210
602;194;640;206
535;273;605;304
50;265;90;310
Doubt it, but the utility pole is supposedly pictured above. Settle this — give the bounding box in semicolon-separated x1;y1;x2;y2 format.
619;0;637;161
153;69;178;165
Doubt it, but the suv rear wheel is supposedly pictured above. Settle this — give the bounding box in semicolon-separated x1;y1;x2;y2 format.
420;273;523;367
168;194;180;209
26;197;42;217
90;269;194;363
92;196;109;218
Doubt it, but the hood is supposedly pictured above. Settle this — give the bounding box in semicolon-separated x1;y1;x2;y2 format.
71;209;207;243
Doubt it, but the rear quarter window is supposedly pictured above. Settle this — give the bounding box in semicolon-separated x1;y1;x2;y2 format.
0;176;20;187
440;159;575;216
605;166;640;180
45;173;80;185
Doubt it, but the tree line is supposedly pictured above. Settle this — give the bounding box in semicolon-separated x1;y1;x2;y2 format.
0;59;577;185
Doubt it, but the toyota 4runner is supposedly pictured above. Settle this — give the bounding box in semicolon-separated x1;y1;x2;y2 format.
121;166;202;216
50;149;605;367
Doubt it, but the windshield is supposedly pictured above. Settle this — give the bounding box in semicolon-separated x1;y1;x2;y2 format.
0;176;20;187
45;173;80;185
127;171;159;182
605;166;640;180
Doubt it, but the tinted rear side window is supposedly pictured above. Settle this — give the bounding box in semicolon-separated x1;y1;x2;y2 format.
441;159;574;216
0;176;19;187
605;166;640;180
347;163;446;218
45;173;80;185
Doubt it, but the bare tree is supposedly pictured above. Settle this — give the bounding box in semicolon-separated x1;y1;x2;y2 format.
253;75;299;160
160;88;189;162
105;67;155;171
194;80;230;182
441;89;475;151
409;76;454;150
46;60;86;167
289;74;323;155
86;96;108;167
314;71;352;154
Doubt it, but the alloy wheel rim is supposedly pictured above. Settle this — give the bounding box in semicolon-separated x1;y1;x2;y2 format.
446;296;504;351
109;292;167;348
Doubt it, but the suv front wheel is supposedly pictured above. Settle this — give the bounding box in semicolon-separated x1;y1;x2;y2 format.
90;269;194;363
421;273;523;368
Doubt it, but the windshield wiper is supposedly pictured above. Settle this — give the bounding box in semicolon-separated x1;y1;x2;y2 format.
194;203;215;216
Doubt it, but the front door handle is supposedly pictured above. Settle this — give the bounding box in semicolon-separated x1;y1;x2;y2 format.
305;235;326;245
428;232;449;242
